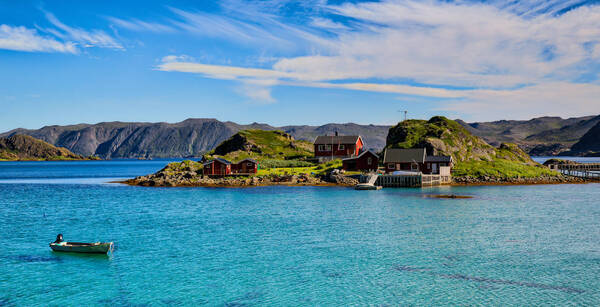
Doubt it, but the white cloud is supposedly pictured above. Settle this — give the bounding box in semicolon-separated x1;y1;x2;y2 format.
0;24;76;53
156;1;600;119
45;12;123;50
310;17;348;30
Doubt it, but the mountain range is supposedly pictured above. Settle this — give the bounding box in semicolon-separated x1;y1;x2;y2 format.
457;115;600;156
0;119;390;159
1;115;598;158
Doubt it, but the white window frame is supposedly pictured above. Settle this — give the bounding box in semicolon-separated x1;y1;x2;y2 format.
339;144;345;150
247;162;253;166
411;163;419;171
325;145;332;151
318;145;324;151
367;157;372;165
388;164;394;169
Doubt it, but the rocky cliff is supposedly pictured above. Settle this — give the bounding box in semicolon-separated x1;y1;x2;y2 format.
386;117;554;179
0;135;89;161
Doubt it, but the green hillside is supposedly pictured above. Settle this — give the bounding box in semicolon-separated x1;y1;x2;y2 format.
386;116;555;178
206;129;315;168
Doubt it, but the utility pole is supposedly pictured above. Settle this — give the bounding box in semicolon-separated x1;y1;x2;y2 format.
398;110;408;121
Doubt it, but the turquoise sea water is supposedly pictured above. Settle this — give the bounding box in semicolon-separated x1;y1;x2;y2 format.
1;161;599;306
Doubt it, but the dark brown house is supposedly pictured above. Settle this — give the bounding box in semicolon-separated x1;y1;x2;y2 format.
383;148;426;173
383;148;452;174
203;158;232;175
342;150;379;172
423;155;453;174
232;158;258;174
314;133;364;161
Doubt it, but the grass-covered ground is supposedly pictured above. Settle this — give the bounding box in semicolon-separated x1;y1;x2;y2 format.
255;160;361;176
452;159;557;178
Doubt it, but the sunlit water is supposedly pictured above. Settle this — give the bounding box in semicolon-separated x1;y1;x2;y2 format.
1;160;599;306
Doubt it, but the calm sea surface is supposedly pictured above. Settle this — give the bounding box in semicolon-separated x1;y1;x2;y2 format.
0;160;599;306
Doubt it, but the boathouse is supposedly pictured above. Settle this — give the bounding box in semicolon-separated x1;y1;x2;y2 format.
383;148;426;173
342;150;379;172
232;158;258;174
383;148;452;175
424;155;454;174
203;158;232;175
313;133;363;161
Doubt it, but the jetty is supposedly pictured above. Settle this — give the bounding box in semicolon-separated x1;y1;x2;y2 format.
548;163;600;180
359;172;451;188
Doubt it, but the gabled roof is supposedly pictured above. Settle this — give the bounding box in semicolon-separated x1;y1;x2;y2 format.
342;150;378;161
383;148;426;164
314;135;362;145
203;157;232;166
425;155;453;163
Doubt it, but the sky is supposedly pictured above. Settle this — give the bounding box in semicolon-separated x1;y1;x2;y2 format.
1;0;600;132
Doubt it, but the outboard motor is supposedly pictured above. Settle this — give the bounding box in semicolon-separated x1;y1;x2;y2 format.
54;234;63;243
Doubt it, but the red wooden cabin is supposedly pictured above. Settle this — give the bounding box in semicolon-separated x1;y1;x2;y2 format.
232;158;258;174
342;150;379;172
203;158;232;175
313;133;363;161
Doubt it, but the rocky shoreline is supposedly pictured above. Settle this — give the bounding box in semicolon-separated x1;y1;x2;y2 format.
122;172;360;188
122;170;594;188
452;175;591;185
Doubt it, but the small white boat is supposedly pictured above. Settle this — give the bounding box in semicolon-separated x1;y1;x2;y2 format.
50;241;114;254
355;183;382;190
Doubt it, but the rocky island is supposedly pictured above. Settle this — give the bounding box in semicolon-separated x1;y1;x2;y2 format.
124;117;590;188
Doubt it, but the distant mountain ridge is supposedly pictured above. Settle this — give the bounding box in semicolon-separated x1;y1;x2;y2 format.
0;119;390;159
457;115;600;156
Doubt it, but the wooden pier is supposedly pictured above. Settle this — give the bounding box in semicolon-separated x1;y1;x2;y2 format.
548;163;600;180
360;173;451;188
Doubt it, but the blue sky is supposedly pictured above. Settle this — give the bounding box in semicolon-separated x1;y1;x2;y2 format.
1;0;599;132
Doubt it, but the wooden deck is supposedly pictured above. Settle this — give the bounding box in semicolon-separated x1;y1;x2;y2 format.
548;163;600;180
360;173;452;188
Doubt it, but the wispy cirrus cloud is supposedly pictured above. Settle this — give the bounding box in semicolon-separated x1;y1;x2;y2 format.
44;12;123;50
0;24;77;53
156;0;600;119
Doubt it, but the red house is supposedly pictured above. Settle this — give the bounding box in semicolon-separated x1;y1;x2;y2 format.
203;158;232;176
232;158;258;174
313;133;364;161
342;150;379;172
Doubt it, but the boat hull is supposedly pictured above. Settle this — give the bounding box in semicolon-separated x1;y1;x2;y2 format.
50;242;113;254
355;184;382;190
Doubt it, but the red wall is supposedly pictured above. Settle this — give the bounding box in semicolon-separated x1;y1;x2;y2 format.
314;138;363;157
204;160;231;175
232;161;257;174
342;151;378;171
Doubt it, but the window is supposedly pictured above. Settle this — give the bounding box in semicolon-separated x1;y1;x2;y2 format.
388;164;394;169
367;157;372;165
411;164;419;171
247;162;253;166
339;144;345;150
318;145;324;151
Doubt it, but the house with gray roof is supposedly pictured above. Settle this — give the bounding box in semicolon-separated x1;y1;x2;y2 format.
383;148;452;174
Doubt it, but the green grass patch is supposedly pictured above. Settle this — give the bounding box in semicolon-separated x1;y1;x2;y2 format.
453;159;556;178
